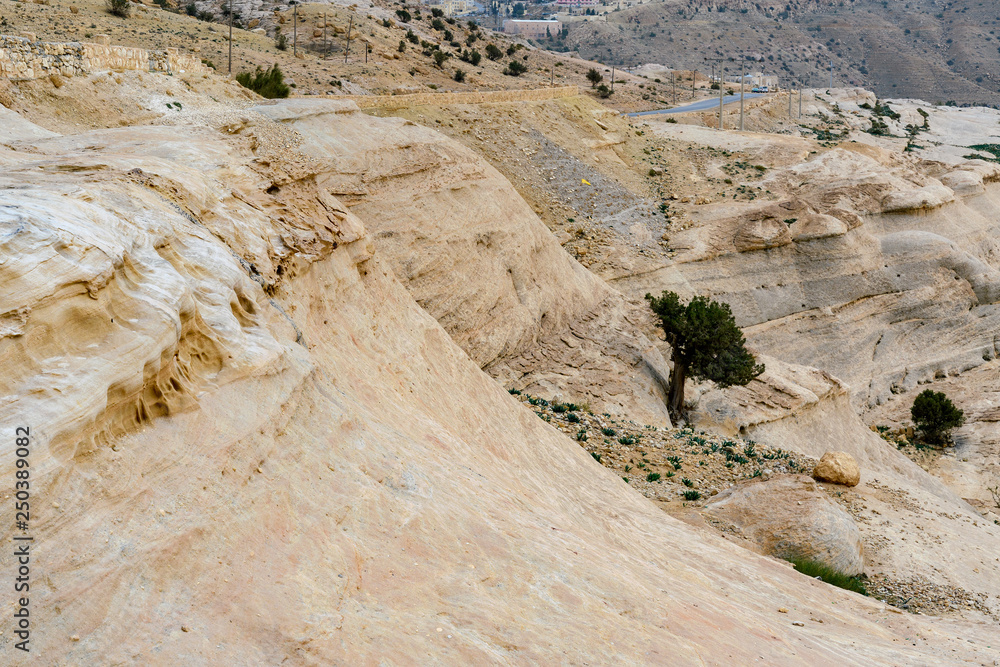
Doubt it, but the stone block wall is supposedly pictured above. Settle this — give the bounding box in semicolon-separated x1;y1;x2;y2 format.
295;85;581;109
0;33;208;80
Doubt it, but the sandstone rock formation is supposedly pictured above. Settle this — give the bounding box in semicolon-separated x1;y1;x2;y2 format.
2;91;999;662
705;475;865;576
813;451;862;486
255;99;673;424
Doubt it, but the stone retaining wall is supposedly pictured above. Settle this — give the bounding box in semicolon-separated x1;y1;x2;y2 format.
293;85;580;109
0;33;207;80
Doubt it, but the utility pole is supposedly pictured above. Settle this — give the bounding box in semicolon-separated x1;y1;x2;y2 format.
227;0;233;74
705;57;723;129
788;81;793;118
550;65;554;86
293;6;297;58
739;58;745;131
345;15;353;63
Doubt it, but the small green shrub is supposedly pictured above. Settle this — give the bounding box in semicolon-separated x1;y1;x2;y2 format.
618;435;636;446
591;452;602;463
508;388;521;395
788;558;867;595
596;84;612;98
235;65;290;99
504;61;528;77
683;490;701;501
566;413;581;423
911;389;964;444
646;472;661;482
106;0;130;18
601;427;616;437
682;477;693;487
395;8;411;22
576;430;588;441
275;34;288;51
552;404;568;413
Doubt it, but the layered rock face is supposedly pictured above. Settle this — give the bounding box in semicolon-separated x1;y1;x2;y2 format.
640;120;1000;414
256;100;673;424
3;97;999;663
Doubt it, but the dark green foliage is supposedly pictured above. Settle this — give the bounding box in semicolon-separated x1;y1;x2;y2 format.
395;8;411;22
601;427;616;437
911;389;964;444
552;403;568;413
406;29;419;44
275;33;288;51
235;65;290;99
507;388;521;395
431;18;445;30
503;61;527;76
566;413;580;423
576;429;588;441
432;50;450;68
512;2;525;17
106;0;130;18
485;43;503;60
185;2;197;15
646;291;764;414
789;558;867;595
683;490;701;501
398;40;406;53
618;435;636;445
586;68;603;87
596;84;612;98
646;472;661;482
431;7;444;17
591;452;602;463
682;477;693;487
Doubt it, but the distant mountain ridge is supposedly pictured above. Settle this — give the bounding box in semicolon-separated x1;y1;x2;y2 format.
562;0;1000;107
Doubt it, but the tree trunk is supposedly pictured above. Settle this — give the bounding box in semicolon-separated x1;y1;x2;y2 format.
668;356;687;416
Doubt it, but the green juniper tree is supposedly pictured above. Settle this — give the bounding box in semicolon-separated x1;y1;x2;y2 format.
646;291;764;415
910;389;964;444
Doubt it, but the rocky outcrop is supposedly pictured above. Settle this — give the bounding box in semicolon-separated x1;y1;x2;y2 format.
3;95;1000;663
813;451;862;486
705;475;865;576
256;99;673;423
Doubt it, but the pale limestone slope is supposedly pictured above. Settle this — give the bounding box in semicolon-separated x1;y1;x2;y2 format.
256;99;672;424
2;103;999;663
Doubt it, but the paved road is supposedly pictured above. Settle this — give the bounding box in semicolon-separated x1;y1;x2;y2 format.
627;93;769;117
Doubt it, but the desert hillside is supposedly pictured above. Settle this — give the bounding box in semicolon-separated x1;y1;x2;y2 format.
1;5;1000;663
560;0;1000;108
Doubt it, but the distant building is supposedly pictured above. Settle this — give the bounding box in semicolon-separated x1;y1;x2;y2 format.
556;0;599;7
503;19;561;37
428;0;478;17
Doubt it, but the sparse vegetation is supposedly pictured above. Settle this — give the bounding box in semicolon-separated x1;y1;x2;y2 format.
911;390;964;445
105;0;130;18
788;558;867;595
586;68;603;88
235;65;290;99
646;291;765;415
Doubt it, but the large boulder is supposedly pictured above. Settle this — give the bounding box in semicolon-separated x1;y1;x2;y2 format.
704;475;864;576
813;451;861;487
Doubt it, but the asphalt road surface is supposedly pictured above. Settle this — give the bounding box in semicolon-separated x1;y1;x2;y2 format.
627;93;769;117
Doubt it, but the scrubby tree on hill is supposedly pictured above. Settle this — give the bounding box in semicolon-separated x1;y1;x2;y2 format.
646;291;764;415
911;389;964;444
586;68;603;87
106;0;131;18
235;64;290;99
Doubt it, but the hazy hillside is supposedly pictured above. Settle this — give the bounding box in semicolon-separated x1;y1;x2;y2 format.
562;0;1000;106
